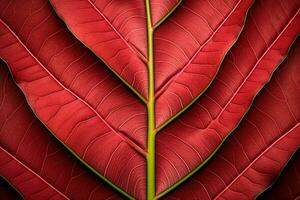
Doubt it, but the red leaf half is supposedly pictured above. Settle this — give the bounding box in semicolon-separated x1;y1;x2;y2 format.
0;61;122;200
0;1;147;198
164;38;300;200
156;0;300;195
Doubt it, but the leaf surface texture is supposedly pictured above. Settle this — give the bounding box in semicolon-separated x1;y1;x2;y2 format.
0;0;299;199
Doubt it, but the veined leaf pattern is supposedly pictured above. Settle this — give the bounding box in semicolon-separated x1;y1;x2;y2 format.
156;0;300;194
0;0;299;199
165;38;300;200
50;0;254;127
0;61;122;200
0;1;146;198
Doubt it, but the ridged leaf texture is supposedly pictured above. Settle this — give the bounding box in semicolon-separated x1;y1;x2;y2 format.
0;0;299;199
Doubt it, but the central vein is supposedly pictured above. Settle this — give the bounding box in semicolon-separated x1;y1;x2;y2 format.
145;0;156;199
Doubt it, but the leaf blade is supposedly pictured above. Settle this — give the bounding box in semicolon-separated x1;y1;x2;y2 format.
164;37;300;200
0;1;147;198
156;0;300;194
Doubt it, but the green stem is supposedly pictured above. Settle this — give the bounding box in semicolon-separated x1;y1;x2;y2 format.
145;0;156;199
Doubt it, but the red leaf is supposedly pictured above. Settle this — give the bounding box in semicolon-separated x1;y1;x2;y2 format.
155;0;300;195
0;0;299;199
0;62;122;200
164;38;300;200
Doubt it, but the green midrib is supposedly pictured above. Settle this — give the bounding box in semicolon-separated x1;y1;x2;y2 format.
145;0;156;199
